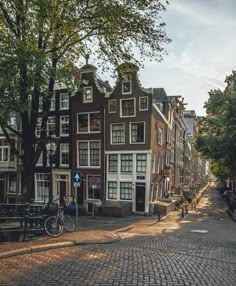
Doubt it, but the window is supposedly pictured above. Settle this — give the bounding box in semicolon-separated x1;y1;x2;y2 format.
130;122;145;143
88;176;101;199
83;87;93;103
136;154;147;173
121;154;133;172
120;182;132;200
8;174;16;193
36;149;43;166
108;154;118;172
151;154;155;173
90;141;100;166
60;116;69;136
121;99;135;117
50;93;56;111
0;139;9;162
108;100;116;113
9;115;17;130
39;94;55;111
47;117;56;136
36;117;42;137
60;93;69;109
139;97;148;110
111;124;125;144
108;182;117;199
90;113;100;132
35;173;50;202
60;144;69;166
122;81;132;94
157;127;163;145
77;141;100;167
77;112;101;133
38;96;43;112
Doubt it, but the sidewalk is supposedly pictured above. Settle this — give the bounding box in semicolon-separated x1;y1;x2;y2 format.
0;188;209;259
0;210;183;259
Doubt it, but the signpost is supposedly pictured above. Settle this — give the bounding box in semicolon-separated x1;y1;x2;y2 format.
72;170;81;227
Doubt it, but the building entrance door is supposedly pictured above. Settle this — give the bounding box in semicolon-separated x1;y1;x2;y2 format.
135;183;145;212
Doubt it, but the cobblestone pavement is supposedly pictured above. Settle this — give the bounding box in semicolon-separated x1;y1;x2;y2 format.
1;188;236;286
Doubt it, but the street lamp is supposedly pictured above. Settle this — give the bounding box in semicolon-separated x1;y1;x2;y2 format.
46;135;59;202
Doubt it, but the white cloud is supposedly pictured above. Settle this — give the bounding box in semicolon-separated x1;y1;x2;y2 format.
169;0;236;28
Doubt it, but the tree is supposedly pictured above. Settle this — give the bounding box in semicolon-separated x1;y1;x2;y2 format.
195;70;236;180
0;0;170;201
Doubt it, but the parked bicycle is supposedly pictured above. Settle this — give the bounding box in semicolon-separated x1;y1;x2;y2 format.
44;204;75;237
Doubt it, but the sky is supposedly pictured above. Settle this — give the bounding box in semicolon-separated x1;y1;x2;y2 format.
139;0;236;115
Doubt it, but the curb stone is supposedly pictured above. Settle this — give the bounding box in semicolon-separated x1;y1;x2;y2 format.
0;237;121;259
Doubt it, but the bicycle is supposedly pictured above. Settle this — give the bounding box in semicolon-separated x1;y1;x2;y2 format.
44;205;75;237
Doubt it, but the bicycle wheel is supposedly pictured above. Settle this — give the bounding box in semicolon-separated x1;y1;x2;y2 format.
63;215;75;232
44;216;64;237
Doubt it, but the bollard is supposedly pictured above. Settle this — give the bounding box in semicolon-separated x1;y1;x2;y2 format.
182;206;185;218
185;204;188;215
157;208;161;222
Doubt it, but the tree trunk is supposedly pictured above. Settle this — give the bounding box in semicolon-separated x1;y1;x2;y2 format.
21;164;35;202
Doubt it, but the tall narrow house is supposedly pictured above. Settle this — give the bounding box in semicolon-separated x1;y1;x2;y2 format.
105;63;167;214
71;64;111;213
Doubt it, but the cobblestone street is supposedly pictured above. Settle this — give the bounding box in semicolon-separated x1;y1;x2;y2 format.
1;188;236;286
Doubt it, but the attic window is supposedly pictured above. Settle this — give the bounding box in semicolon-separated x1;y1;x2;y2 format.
108;100;116;113
122;80;132;94
83;87;93;103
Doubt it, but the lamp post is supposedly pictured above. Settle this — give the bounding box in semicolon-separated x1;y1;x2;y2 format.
46;135;59;202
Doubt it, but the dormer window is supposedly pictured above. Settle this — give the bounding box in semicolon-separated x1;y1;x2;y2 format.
83;87;93;103
122;80;132;94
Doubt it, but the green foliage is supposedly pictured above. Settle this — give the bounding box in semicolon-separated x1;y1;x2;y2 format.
0;0;170;198
195;70;236;178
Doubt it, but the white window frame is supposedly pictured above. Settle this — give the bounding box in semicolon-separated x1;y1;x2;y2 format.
35;117;42;137
77;140;101;168
108;154;118;172
83;86;93;103
77;112;101;134
108;99;116;113
60;143;69;167
35;173;50;203
47;116;56;136
120;154;133;173
122;80;132;94
60;115;69;136
136;154;147;173
130;121;145;144
7;173;16;194
36;146;43;166
120;182;133;200
0;138;10;162
50;93;56;111
139;97;148;111
107;181;118;200
110;123;125;145
157;127;163;145
120;98;136;118
59;92;69;110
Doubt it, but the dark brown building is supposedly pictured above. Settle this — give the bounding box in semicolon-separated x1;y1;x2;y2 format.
105;63;168;214
71;64;111;213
